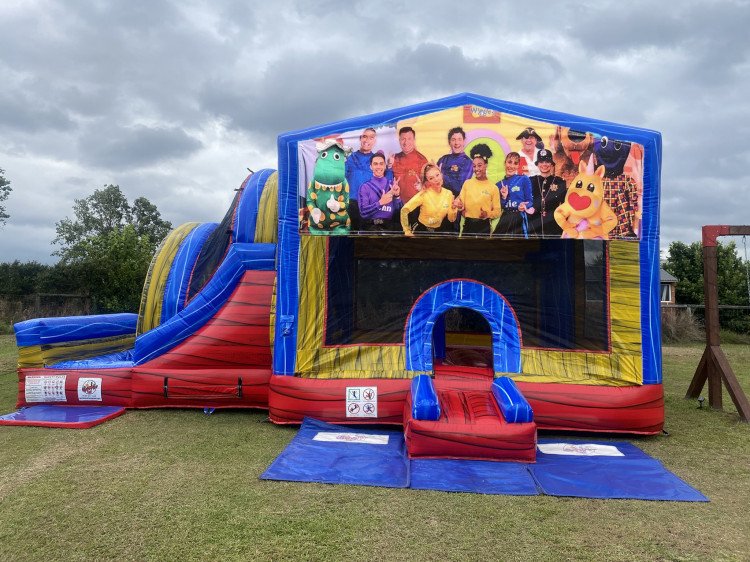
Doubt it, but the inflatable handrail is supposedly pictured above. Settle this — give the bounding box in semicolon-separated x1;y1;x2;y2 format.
14;313;138;347
13;313;137;368
234;169;276;244
491;377;534;423
410;374;440;421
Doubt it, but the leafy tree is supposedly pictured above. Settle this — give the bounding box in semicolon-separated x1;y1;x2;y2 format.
54;185;171;260
53;185;172;313
664;241;749;306
71;225;157;312
664;240;750;333
0;168;11;226
132;197;171;241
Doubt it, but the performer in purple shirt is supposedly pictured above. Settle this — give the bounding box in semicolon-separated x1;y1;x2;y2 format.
358;152;402;232
345;127;382;231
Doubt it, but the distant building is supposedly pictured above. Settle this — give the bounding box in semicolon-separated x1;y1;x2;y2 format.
660;268;677;304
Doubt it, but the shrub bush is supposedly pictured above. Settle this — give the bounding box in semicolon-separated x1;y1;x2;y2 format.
662;307;703;343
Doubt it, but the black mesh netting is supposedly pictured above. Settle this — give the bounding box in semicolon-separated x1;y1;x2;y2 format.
185;189;242;303
324;237;608;351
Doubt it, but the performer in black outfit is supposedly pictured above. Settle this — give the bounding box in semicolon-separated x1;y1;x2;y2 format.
529;149;567;237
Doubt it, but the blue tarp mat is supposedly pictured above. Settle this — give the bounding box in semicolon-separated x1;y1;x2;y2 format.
410;458;538;495
0;405;125;428
531;439;708;502
261;418;409;488
262;419;707;501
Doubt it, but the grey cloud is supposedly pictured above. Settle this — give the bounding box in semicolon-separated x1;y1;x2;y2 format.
77;124;203;169
575;7;686;53
659;174;749;250
200;43;562;140
0;1;225;127
3;174;105;230
0;90;76;133
575;1;749;89
574;1;748;50
0;223;58;264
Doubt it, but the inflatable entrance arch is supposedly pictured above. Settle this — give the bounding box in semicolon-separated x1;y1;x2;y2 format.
404;279;522;374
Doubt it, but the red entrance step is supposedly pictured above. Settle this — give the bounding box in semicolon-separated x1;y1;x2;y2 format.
404;373;536;462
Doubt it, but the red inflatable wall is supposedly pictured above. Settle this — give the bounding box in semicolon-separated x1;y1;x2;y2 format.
131;270;275;408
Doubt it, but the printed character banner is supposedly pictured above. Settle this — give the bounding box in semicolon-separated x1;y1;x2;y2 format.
297;105;644;241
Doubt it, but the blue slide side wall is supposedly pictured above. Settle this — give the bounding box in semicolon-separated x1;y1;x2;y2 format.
410;375;441;421
492;377;534;423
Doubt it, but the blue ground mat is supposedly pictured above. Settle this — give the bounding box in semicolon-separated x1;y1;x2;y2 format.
261;419;708;501
531;440;708;501
410;458;538;495
261;418;409;488
0;405;126;428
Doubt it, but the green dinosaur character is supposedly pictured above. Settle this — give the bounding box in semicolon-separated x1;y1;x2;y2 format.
306;139;352;235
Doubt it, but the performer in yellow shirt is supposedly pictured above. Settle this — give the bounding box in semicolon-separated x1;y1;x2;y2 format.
400;164;457;236
453;143;500;236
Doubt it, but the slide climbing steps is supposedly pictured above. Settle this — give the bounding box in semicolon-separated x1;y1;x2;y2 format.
404;366;537;462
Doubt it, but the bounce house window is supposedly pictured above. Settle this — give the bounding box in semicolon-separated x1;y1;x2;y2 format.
324;238;609;351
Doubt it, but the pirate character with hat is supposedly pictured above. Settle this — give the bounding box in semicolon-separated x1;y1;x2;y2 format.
516;126;544;176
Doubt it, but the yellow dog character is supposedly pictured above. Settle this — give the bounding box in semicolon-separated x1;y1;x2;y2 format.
554;161;617;239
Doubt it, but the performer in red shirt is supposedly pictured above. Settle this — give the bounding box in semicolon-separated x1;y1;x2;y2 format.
388;126;428;203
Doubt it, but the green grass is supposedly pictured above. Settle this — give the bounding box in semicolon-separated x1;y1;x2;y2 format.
1;334;749;561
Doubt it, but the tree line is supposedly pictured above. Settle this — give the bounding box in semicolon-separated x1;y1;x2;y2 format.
1;183;171;314
662;240;750;334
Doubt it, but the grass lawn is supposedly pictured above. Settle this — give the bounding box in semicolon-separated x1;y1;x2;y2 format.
0;334;748;561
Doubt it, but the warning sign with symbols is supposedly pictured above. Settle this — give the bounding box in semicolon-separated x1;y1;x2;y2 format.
25;375;67;403
345;386;378;418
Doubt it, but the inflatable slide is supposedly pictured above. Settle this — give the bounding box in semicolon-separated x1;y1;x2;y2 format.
14;170;278;410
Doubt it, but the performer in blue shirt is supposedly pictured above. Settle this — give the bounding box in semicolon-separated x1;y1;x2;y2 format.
495;152;536;237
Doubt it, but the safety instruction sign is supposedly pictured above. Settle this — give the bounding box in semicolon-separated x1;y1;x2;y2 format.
537;443;624;456
77;377;103;401
25;375;67;403
313;432;389;445
345;386;378;418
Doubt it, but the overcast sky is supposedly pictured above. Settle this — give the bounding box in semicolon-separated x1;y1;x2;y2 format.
1;0;749;263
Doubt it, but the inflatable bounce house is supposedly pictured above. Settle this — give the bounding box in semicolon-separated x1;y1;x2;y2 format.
10;93;663;462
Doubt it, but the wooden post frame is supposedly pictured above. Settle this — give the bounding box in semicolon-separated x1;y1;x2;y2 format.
685;225;750;421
